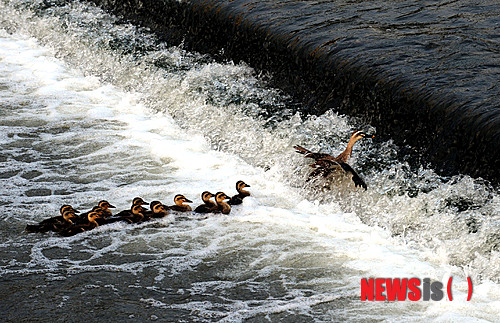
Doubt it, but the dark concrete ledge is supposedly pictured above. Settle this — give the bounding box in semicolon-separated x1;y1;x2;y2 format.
88;0;500;184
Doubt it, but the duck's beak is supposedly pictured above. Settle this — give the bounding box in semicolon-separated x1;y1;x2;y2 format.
73;209;80;213
108;204;116;208
185;198;193;203
245;184;251;187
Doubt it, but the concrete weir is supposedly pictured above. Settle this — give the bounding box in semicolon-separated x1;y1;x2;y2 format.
89;0;500;184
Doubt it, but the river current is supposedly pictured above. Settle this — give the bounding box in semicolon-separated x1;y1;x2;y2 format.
0;0;499;321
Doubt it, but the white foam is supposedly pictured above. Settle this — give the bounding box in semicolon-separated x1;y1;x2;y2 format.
0;1;500;321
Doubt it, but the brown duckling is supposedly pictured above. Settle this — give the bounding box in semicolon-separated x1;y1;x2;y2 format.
214;192;231;215
96;200;116;217
168;194;192;212
51;210;79;232
228;181;251;205
143;202;169;220
59;211;103;237
194;191;217;213
294;130;373;190
114;197;149;218
107;205;147;224
26;205;79;233
77;200;115;221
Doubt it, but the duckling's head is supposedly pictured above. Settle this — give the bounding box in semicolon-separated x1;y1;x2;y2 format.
60;204;79;215
201;191;214;202
62;210;78;222
87;211;102;222
98;200;116;210
215;192;229;203
131;205;147;215
132;197;149;206
174;194;192;206
91;206;104;215
153;203;168;215
150;200;162;209
236;181;250;192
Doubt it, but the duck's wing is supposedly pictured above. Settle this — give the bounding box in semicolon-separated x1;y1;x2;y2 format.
336;161;367;190
294;145;333;161
228;195;244;205
320;159;367;190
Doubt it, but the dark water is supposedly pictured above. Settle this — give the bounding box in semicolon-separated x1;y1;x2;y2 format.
93;0;500;182
0;0;499;322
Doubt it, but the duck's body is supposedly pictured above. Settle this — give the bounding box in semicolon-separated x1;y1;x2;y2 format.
194;192;217;213
168;194;192;212
59;212;102;237
294;130;373;190
26;205;79;233
214;192;231;215
228;181;251;205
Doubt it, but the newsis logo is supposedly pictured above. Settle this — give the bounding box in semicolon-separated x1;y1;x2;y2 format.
361;277;473;301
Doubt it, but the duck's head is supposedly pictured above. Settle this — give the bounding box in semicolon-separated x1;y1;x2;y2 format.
351;130;375;142
132;197;149;206
150;200;162;209
62;210;78;223
91;206;104;215
235;181;250;192
174;194;192;206
131;205;147;215
215;192;229;203
60;204;79;215
98;200;116;210
152;203;168;215
87;211;102;222
201;191;214;202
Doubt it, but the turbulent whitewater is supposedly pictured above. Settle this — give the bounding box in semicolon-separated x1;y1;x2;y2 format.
0;1;499;321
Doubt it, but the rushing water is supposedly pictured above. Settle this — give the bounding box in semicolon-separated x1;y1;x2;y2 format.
0;0;499;321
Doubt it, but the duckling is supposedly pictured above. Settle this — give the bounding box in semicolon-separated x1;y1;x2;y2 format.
59;211;103;237
228;181;251;205
77;200;115;221
51;210;79;232
294;130;373;190
168;194;193;212
26;205;79;233
96;200;116;217
107;205;147;224
143;202;169;220
194;191;217;213
77;200;116;225
113;197;149;218
214;192;231;215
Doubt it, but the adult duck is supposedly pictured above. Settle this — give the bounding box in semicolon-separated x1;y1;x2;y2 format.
294;130;373;190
